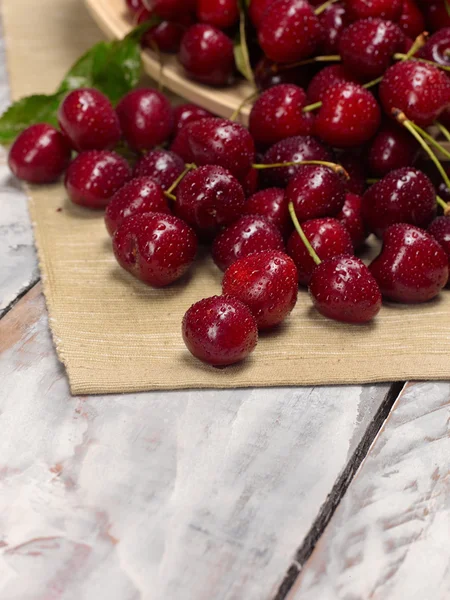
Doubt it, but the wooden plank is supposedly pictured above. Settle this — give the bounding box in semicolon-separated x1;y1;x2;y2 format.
0;287;398;600
287;381;450;600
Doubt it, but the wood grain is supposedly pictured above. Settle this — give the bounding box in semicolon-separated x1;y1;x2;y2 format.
287;381;450;600
0;287;397;600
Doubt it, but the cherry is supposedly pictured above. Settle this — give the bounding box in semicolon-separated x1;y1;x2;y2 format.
428;217;450;277
306;64;359;104
58;88;121;152
287;217;353;285
339;18;405;80
170;127;194;162
212;215;284;271
345;0;402;21
126;0;144;14
369;223;449;303
179;24;235;86
362;167;436;237
104;177;170;236
379;61;450;128
314;82;381;148
185;118;255;181
422;1;450;33
222;250;298;329
172;103;212;134
144;0;195;20
338;151;367;195
261;135;333;187
8;123;71;184
319;2;348;54
249;84;314;149
254;57;314;91
182;295;258;366
286;164;346;222
368;122;418;177
309;255;382;323
258;0;323;64
113;212;197;287
245;188;292;238
337;193;369;250
242;166;260;197
116;89;173;152
175;165;246;236
249;0;275;29
420;28;450;67
197;0;239;29
65;150;131;209
141;18;188;53
133;150;185;191
398;0;425;39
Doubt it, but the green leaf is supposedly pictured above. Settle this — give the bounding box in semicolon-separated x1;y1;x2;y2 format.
58;41;110;93
0;93;63;144
234;1;255;87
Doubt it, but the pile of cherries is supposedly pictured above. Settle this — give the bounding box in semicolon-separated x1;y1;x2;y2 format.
8;0;450;367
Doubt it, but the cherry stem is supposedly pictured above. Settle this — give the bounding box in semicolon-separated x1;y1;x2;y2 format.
436;121;450;143
288;202;321;266
393;54;450;72
230;90;260;121
302;76;383;114
252;159;349;179
362;75;383;89
303;101;322;113
403;32;428;60
436;195;449;213
314;0;338;16
165;163;196;199
366;178;379;184
409;121;450;161
273;54;341;73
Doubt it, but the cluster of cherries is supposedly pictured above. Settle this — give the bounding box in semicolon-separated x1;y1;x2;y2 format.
7;0;450;367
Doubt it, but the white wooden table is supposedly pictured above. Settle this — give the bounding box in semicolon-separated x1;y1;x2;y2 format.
0;24;449;600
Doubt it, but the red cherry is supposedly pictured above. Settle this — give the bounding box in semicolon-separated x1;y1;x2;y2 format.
306;64;359;104
126;0;144;14
286;164;346;222
116;89;173;152
104;177;170;236
172;103;212;133
249;84;314;149
179;24;235;86
428;216;450;277
258;0;323;64
170;127;194;162
65;150;131;209
368;122;418;177
369;223;448;303
262;135;333;187
337;193;369;250
245;188;292;238
287;217;353;285
310;255;382;323
242;166;260;197
175;165;246;236
319;2;348;54
398;0;425;38
345;0;402;21
314;82;381;148
212;215;284;271
249;0;275;28
197;0;239;29
422;0;450;32
186;118;255;181
133;150;185;191
141;19;188;53
420;28;450;68
338;151;368;195
379;60;450;128
58;88;121;152
8;123;71;184
254;57;315;91
182;295;258;366
144;0;195;20
113;212;197;287
222;250;298;329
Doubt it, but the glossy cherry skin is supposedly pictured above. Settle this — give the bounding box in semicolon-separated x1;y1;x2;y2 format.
345;0;402;21
182;295;258;366
141;18;187;53
175;165;246;236
337;193;368;250
286;165;346;222
338;151;367;196
179;24;235;86
428;216;450;280
420;28;450;68
262;135;333;188
245;188;292;238
379;61;450;128
186;118;255;182
398;0;425;38
287;217;353;285
222;250;298;329
65;150;131;209
306;64;359;104
310;255;382;323
368;122;418;177
58;88;121;152
314;83;381;148
258;0;323;64
116;89;173;152
249;84;313;149
319;3;348;54
113;212;197;287
249;0;275;28
362;167;437;238
242;167;259;198
197;0;239;29
172;104;212;134
8;124;71;184
104;177;170;236
369;223;449;303
133;150;185;191
212;215;284;271
144;0;195;19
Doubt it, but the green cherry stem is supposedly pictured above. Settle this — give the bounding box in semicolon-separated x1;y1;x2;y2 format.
409;121;450;160
230;90;260;121
288;202;321;266
302;75;382;114
403;32;428;60
252;159;349;179
393;54;450;72
164;163;196;200
436;121;450;143
436;195;449;212
314;0;339;16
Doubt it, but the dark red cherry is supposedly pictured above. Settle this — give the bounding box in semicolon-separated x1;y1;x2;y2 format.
319;2;348;54
398;0;425;39
242;166;260;197
420;28;450;68
249;0;275;29
368;122;418;177
104;177;170;236
428;216;450;277
254;57;314;91
113;212;197;287
345;0;402;21
212;215;284;271
8;123;71;184
141;18;188;53
306;64;359;104
369;223;449;302
179;24;235;86
144;0;195;20
287;217;353;285
338;151;368;195
182;295;258;366
258;0;323;64
65;150;131;209
222;250;298;329
116;89;173;152
197;0;239;29
172;104;212;134
337;193;368;250
314;82;381;148
310;255;382;323
422;1;450;33
133;150;185;191
245;188;292;238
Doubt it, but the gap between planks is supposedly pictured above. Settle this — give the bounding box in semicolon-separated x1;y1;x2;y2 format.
0;277;40;320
